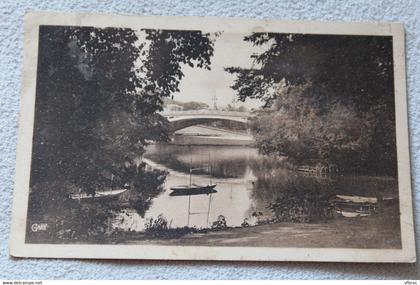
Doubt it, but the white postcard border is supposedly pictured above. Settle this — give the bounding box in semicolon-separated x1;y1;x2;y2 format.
9;11;416;263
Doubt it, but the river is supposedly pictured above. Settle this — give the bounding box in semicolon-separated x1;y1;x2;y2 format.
112;140;400;233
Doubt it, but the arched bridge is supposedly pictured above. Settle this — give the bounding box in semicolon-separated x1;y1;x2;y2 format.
160;110;253;131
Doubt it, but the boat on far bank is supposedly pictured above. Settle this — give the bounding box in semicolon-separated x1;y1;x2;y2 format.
70;188;128;201
332;194;378;218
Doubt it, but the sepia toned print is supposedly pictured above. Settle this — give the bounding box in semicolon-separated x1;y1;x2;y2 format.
10;12;415;262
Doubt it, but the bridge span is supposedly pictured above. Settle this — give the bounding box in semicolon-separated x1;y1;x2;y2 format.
160;110;253;131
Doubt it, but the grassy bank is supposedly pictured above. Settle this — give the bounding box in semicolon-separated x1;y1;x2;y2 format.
117;209;400;249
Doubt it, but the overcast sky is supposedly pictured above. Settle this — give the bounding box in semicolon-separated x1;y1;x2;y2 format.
173;32;266;109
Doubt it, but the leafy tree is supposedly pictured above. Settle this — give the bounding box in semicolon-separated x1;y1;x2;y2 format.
227;33;396;175
162;98;209;110
141;29;215;102
117;163;168;217
249;83;376;171
237;106;248;112
27;26;216;240
181;101;209;110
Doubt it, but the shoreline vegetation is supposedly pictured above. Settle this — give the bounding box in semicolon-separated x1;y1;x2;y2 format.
29;203;401;249
144;140;397;178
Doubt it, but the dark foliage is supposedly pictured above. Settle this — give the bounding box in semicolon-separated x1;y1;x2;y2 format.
211;215;228;230
118;163;168;217
27;25;215;241
226;33;397;175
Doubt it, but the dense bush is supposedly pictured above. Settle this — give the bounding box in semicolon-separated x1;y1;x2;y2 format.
227;33;397;175
27;26;216;241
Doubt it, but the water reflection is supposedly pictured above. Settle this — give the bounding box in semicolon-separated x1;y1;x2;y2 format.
112;144;399;232
144;144;256;178
117;163;167;217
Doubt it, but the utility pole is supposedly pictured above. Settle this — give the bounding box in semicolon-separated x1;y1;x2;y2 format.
211;93;218;110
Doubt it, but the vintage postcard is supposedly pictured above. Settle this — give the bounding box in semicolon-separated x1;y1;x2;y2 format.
10;11;415;262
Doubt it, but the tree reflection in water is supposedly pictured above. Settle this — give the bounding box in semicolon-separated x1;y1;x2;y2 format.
138;144;398;230
248;158;336;223
118;163;168;217
144;144;250;178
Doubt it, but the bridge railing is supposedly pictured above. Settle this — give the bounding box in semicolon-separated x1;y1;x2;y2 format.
160;110;252;117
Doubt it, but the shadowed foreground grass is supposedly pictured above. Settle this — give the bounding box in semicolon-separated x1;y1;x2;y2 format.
119;210;400;249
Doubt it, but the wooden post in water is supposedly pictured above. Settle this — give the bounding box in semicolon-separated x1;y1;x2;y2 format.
187;195;191;227
206;193;212;226
208;153;212;185
187;152;192;227
111;173;114;190
106;216;111;236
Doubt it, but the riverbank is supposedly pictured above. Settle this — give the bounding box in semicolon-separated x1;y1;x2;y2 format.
117;209;400;249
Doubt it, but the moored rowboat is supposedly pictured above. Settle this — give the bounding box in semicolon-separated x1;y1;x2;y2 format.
170;184;217;196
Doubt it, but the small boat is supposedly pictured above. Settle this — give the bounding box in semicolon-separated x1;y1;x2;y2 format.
169;153;217;196
170;183;217;191
70;188;128;201
170;184;217;196
338;210;370;218
335;195;378;204
333;194;378;218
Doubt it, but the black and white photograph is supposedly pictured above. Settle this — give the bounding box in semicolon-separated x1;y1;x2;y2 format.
10;12;415;262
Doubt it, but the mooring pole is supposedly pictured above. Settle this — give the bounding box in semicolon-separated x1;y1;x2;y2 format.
189;156;192;187
208;153;212;185
206;193;213;226
187;195;191;227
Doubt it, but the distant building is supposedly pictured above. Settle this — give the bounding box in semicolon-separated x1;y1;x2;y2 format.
165;104;184;111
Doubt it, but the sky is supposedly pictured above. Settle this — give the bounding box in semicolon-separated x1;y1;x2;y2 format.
173;31;266;110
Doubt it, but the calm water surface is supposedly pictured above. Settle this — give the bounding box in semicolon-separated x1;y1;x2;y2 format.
113;144;398;232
